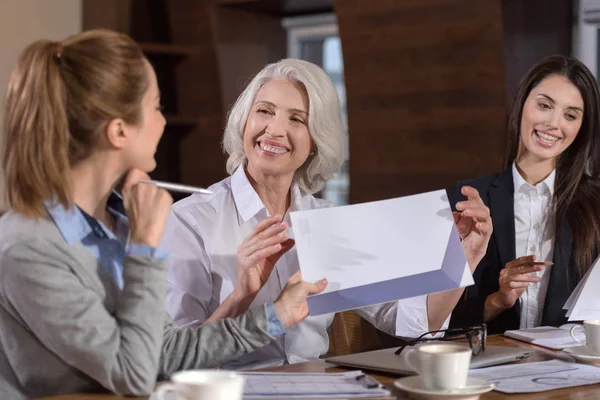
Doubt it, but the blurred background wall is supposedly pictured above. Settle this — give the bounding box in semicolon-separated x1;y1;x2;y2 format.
0;0;82;209
1;0;599;210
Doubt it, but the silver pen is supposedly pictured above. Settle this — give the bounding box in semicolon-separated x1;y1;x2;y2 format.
139;179;212;195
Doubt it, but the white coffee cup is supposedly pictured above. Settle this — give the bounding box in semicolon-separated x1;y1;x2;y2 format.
570;320;600;355
154;370;245;400
404;343;472;391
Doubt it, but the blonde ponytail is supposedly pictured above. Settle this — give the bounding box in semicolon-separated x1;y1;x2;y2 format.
3;29;147;218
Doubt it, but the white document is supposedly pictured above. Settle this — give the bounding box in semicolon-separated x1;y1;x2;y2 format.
290;189;471;315
564;254;600;321
241;370;391;398
504;324;584;350
469;360;600;393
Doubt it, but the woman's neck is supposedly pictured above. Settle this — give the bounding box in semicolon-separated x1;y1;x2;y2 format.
68;155;124;222
245;165;293;217
515;153;556;186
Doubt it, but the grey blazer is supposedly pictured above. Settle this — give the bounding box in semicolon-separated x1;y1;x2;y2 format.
0;211;276;399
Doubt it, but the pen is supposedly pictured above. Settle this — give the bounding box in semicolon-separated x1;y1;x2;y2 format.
139;179;213;195
355;374;383;389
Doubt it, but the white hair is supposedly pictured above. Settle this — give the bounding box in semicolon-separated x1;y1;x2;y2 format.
222;58;346;194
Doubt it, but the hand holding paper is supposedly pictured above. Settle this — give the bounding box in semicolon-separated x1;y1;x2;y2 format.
453;186;494;271
273;271;327;328
290;189;475;315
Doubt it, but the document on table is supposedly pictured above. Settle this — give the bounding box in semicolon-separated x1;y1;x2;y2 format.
290;189;472;315
504;324;584;350
241;370;391;398
564;254;600;321
469;360;600;393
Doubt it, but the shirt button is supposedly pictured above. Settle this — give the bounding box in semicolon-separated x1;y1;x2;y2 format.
534;223;540;230
530;245;536;252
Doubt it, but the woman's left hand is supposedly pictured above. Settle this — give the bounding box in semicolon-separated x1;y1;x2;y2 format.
453;186;493;272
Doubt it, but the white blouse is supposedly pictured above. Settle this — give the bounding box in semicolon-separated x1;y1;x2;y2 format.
162;166;445;370
512;163;555;328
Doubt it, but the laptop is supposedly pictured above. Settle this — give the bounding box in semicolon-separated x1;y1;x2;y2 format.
325;345;533;375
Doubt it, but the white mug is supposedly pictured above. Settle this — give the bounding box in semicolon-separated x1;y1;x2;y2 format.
404;343;472;391
154;370;245;400
570;320;600;355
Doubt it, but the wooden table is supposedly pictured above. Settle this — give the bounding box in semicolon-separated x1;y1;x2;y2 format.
40;335;600;400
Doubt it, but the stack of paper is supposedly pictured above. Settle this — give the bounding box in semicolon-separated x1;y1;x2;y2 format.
241;371;391;398
564;255;600;321
504;324;584;349
469;360;600;393
290;190;472;315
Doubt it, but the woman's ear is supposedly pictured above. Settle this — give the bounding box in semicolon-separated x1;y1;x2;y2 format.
104;118;128;149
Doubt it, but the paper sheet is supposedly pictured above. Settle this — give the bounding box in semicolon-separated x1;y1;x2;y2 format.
290;189;472;315
565;254;600;321
504;325;585;350
241;370;391;398
469;360;600;393
564;264;593;313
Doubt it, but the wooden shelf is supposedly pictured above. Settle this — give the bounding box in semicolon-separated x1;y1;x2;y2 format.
139;42;196;57
165;115;198;129
217;0;332;16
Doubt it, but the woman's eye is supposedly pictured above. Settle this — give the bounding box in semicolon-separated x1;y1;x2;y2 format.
565;113;577;121
538;102;551;110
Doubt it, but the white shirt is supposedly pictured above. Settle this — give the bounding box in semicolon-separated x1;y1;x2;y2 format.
512;163;555;328
162;166;445;370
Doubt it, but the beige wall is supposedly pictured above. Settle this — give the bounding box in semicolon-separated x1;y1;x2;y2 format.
0;0;82;209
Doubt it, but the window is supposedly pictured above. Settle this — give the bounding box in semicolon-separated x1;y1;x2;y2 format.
282;14;349;205
573;0;600;77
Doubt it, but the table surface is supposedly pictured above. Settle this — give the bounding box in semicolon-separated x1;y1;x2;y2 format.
39;335;600;400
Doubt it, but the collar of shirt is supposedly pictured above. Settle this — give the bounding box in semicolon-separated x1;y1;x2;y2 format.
230;165;302;225
45;191;129;245
511;162;556;196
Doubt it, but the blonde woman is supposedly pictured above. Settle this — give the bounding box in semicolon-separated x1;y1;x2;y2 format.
0;31;325;399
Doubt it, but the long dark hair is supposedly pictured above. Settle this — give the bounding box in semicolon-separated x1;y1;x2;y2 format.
505;55;600;281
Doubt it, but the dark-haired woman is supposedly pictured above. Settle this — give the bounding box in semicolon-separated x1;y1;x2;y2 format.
449;54;600;334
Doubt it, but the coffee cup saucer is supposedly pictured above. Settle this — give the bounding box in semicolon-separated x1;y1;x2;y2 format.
394;376;494;400
563;345;600;366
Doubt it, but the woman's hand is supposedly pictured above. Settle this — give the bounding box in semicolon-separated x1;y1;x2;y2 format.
235;215;295;298
273;271;327;329
453;186;493;272
122;169;173;248
496;255;543;308
484;255;544;321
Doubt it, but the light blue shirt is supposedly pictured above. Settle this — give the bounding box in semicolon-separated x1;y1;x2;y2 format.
45;191;285;337
45;192;168;289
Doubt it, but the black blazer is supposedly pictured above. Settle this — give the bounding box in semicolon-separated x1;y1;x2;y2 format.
447;168;575;334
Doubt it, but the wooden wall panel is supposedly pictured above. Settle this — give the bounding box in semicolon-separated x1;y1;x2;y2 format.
213;7;287;112
502;0;573;102
164;0;228;188
335;0;507;204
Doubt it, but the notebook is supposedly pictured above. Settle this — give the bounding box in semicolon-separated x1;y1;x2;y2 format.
504;324;584;350
325;345;533;375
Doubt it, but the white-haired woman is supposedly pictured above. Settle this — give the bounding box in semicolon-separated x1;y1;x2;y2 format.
161;59;492;369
